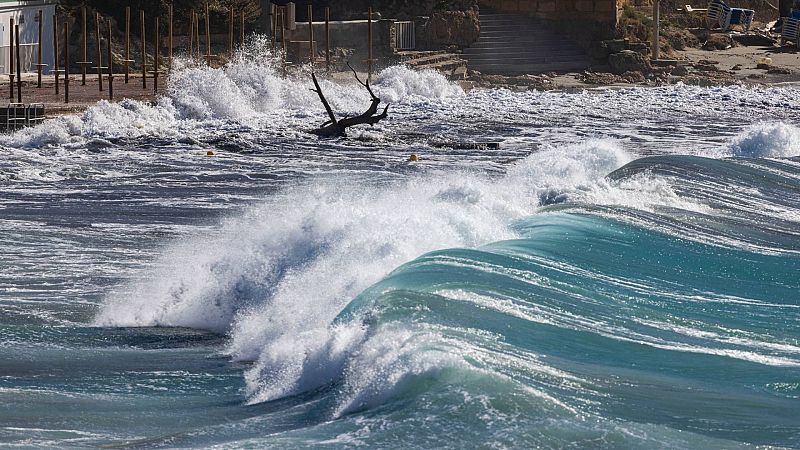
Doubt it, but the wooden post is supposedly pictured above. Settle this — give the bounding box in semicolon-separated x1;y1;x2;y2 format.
194;10;200;58
15;24;22;104
64;21;69;103
195;10;201;58
271;7;277;51
9;17;15;100
81;6;88;85
205;2;211;65
168;2;173;69
141;10;147;89
279;8;286;75
37;10;43;88
229;8;234;58
280;8;286;57
325;7;330;71
95;13;103;92
652;0;660;61
154;16;159;94
308;4;313;67
189;9;195;58
368;7;373;82
125;7;131;83
53;15;58;96
108;19;113;101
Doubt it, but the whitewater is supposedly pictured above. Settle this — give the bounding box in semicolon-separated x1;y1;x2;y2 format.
2;42;800;448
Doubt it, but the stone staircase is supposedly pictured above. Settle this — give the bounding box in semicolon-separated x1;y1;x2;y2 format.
397;50;468;79
463;13;590;75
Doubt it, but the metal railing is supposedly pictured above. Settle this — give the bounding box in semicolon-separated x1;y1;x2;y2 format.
6;103;26;130
26;103;45;126
394;21;415;50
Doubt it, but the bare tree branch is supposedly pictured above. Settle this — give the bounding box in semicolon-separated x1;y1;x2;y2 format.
311;72;337;126
310;66;389;138
346;62;379;101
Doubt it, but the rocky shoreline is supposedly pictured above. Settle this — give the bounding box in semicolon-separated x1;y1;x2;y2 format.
461;36;800;91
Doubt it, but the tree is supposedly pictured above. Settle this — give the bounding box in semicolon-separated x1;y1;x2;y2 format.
310;63;389;138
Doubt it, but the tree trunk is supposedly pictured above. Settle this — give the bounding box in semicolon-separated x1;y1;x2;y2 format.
309;64;388;137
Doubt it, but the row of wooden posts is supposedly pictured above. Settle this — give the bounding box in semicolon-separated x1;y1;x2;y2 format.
265;5;374;79
9;3;248;104
8;3;377;105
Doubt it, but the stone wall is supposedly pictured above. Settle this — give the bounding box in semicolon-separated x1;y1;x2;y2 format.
415;10;481;50
478;0;620;47
478;0;618;24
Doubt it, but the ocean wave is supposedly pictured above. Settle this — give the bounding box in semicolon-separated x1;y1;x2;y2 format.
93;140;758;411
723;122;800;158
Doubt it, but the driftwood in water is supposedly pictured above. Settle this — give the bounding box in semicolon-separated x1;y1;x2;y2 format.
310;63;388;137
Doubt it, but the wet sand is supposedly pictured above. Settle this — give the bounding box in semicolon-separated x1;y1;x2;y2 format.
0;72;165;117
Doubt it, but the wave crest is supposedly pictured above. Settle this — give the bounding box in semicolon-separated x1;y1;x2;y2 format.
722;122;800;158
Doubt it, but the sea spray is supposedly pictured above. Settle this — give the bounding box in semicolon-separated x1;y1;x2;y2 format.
167;41;463;122
724;122;800;158
94;140;705;408
95;140;637;332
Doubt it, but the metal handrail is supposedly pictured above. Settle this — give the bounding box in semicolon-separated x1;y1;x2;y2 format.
6;103;27;130
26;103;45;126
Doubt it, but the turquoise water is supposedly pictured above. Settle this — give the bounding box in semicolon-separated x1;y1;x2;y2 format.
1;56;800;448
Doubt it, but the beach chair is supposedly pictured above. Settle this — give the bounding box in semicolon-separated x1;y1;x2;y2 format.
706;0;727;28
707;0;755;31
721;7;754;31
781;10;800;47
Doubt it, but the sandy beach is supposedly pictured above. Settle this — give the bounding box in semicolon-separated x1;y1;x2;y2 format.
0;72;166;117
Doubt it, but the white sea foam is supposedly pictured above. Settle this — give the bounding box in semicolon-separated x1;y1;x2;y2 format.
506;140;708;213
1;38;461;154
722;122;800;158
506;139;632;190
94;139;724;407
696;121;800;159
95;170;525;332
1;42;797;163
374;65;464;103
80;38;800;409
0;98;182;151
94;140;640;332
94;169;526;402
167;40;461;124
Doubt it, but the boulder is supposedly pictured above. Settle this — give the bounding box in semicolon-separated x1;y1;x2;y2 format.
767;66;792;74
672;65;690;76
703;33;737;50
664;27;700;50
608;50;650;75
732;33;777;46
602;39;628;53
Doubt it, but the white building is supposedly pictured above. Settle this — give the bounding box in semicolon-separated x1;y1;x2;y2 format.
0;0;57;74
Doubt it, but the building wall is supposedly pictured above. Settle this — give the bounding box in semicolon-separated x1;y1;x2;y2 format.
0;0;57;74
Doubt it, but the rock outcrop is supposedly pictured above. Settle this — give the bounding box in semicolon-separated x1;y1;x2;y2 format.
608;49;650;74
